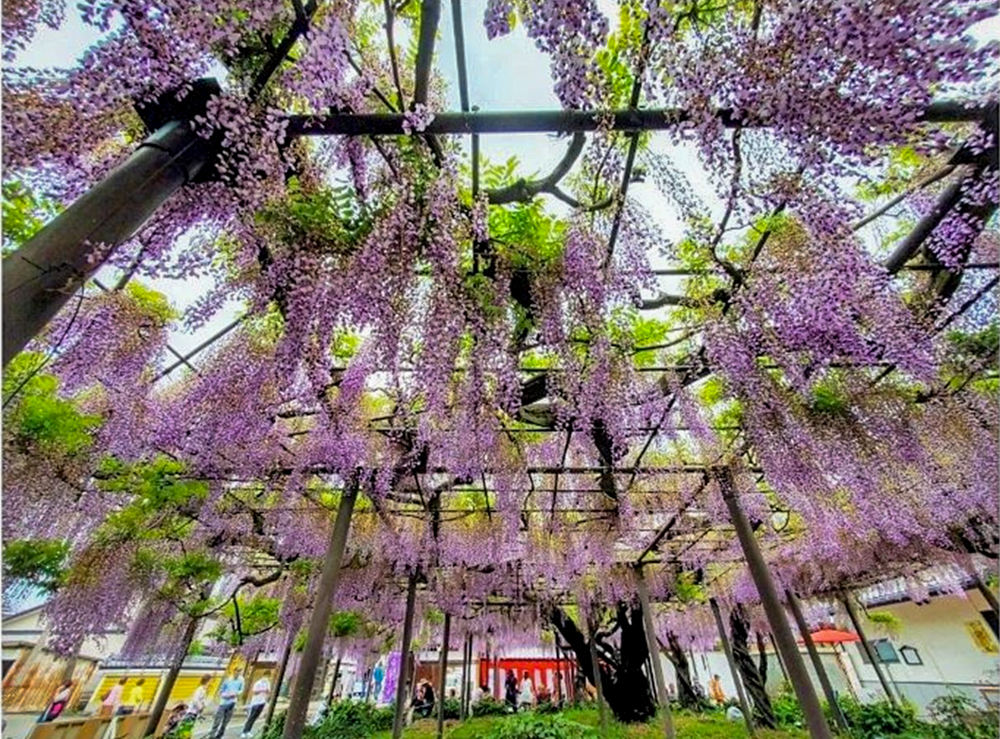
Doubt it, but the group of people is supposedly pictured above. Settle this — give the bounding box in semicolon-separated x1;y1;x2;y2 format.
166;671;272;739
39;669;273;739
503;669;559;712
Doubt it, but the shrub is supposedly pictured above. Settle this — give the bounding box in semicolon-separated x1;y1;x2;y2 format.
838;696;919;739
771;690;804;729
259;711;285;739
926;693;999;739
486;713;594;739
434;697;461;720
312;700;394;739
473;696;511;717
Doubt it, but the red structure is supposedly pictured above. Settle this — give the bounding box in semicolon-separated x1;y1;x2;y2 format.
478;656;575;702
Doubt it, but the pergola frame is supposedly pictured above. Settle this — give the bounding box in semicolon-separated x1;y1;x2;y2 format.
3;2;997;738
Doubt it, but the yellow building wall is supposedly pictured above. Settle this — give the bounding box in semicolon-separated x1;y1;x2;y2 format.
87;673;221;711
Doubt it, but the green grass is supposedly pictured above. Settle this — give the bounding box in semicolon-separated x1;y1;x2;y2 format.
370;706;809;739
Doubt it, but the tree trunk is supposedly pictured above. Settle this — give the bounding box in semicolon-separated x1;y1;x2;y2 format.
755;631;768;689
550;603;656;723
729;606;776;729
662;631;708;710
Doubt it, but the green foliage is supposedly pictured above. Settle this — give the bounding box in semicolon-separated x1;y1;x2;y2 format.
330;610;364;638
489;198;566;271
856;146;926;202
866;610;903;637
837;696;919;739
472;696;511;717
926;693;999;739
260;710;285;739
124;281;179;324
312;700;394;738
3;354;102;455
2;539;69;593
809;378;849;417
434;698;462;721
210;595;281;646
255;177;372;256
672;571;705;604
486;712;593;739
2;180;59;253
594;2;644;110
96;455;209;535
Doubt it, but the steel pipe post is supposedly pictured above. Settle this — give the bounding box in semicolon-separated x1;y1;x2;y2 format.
709;597;756;737
281;483;358;739
635;567;676;739
786;590;850;734
840;592;899;706
392;573;419;739
436;613;451;739
3;121;212;365
717;467;833;739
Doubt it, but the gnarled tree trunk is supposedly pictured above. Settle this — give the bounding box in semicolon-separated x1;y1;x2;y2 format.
663;630;708;710
550;602;655;723
729;605;776;729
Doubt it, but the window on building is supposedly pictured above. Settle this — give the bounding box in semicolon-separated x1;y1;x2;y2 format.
857;638;899;664
899;646;922;666
981;610;999;638
2;659;14;678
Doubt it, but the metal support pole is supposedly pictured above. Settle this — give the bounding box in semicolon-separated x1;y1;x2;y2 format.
145;613;200;737
264;636;293;730
769;632;790;684
326;655;343;707
436;613;451;739
717;467;833;739
840;593;898;706
2;120;212;365
635;567;676;739
459;633;471;719
281;483;358;739
587;626;609;739
786;590;850;734
709;598;756;737
392;573;419;739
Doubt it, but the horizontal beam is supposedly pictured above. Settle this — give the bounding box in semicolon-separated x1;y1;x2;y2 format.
287;100;991;137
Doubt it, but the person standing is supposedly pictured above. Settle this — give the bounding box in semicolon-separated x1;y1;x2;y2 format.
188;674;213;721
121;679;146;715
518;670;535;710
240;674;270;738
708;674;726;705
99;677;126;718
40;681;73;722
372;661;385;703
208;671;244;739
503;670;518;712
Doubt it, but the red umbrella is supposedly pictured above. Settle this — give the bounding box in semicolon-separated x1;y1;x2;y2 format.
803;628;860;644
